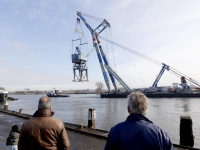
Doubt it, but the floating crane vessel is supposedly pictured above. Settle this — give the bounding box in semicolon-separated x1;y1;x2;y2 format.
75;12;200;98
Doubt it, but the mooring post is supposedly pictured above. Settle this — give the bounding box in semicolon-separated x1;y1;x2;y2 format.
88;108;96;128
4;101;8;110
180;116;194;147
19;109;23;114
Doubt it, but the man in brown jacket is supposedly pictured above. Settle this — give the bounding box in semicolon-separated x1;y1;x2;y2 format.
18;96;70;150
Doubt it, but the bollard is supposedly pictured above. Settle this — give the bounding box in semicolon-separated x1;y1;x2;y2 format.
88;108;96;128
78;124;83;130
19;109;24;114
4;101;8;110
180;116;194;147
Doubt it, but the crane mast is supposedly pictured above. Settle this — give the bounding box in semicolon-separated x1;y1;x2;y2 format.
77;12;111;92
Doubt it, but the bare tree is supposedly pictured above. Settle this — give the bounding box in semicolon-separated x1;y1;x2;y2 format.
95;82;104;94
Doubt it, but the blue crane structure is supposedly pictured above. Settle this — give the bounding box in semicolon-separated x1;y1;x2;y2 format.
77;12;131;93
75;12;200;94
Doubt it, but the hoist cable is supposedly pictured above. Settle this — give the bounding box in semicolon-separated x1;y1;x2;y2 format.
79;22;88;54
71;23;78;54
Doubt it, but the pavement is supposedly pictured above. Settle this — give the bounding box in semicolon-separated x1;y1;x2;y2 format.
0;112;106;150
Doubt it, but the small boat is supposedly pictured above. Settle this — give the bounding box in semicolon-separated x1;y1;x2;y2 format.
47;93;70;97
47;88;70;98
0;87;8;102
7;97;19;101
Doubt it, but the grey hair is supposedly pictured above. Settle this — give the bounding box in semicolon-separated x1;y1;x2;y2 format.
127;92;149;115
38;96;51;110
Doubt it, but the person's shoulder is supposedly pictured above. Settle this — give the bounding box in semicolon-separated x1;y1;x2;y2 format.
150;123;171;138
50;117;65;127
110;121;127;131
10;132;20;138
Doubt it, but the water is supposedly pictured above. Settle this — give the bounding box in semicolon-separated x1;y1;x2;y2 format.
1;94;200;148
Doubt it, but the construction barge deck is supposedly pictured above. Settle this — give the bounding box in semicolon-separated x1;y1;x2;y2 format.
101;93;200;98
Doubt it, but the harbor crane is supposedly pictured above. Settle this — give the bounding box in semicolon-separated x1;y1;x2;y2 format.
74;12;200;96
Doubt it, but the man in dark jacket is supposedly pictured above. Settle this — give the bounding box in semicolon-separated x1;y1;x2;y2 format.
104;92;174;150
18;96;70;150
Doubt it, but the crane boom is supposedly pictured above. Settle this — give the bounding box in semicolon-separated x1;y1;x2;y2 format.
152;63;169;87
77;12;111;91
105;65;132;93
96;36;118;92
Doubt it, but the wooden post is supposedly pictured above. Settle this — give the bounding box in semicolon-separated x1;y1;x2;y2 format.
78;124;83;130
19;109;23;114
180;116;194;147
4;101;8;110
88;109;96;128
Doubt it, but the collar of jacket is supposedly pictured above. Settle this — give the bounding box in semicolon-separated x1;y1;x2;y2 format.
126;114;153;123
33;109;55;117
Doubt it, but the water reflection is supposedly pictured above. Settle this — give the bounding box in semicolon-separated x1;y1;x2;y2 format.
181;99;190;112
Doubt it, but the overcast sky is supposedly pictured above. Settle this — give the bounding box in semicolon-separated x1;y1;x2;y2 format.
1;0;200;91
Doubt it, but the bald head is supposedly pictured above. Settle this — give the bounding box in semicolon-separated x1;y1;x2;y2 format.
38;96;52;110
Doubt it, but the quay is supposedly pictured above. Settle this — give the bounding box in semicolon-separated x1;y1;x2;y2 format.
0;109;199;150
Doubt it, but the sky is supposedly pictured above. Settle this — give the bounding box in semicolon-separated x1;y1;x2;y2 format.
0;0;200;91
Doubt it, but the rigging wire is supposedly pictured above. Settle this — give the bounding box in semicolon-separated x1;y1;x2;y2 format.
71;23;78;54
105;28;109;61
109;28;147;88
108;28;117;72
80;12;103;22
98;36;162;66
79;21;88;54
170;66;200;85
72;21;88;54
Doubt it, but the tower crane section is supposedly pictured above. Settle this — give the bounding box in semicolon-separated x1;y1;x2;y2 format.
72;46;88;82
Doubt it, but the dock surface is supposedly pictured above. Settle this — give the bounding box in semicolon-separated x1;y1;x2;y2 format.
0;109;199;150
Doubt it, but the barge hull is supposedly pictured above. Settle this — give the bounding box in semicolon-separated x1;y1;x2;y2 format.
101;93;200;98
47;94;70;97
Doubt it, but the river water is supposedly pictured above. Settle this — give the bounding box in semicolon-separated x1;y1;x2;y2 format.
0;94;200;148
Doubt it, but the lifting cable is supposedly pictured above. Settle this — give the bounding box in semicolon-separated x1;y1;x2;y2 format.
72;19;88;54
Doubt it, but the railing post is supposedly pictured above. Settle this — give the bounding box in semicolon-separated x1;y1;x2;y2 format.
180;116;194;147
4;101;8;110
19;109;23;114
88;108;96;128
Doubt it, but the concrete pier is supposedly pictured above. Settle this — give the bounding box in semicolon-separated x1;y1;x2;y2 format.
0;109;199;150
